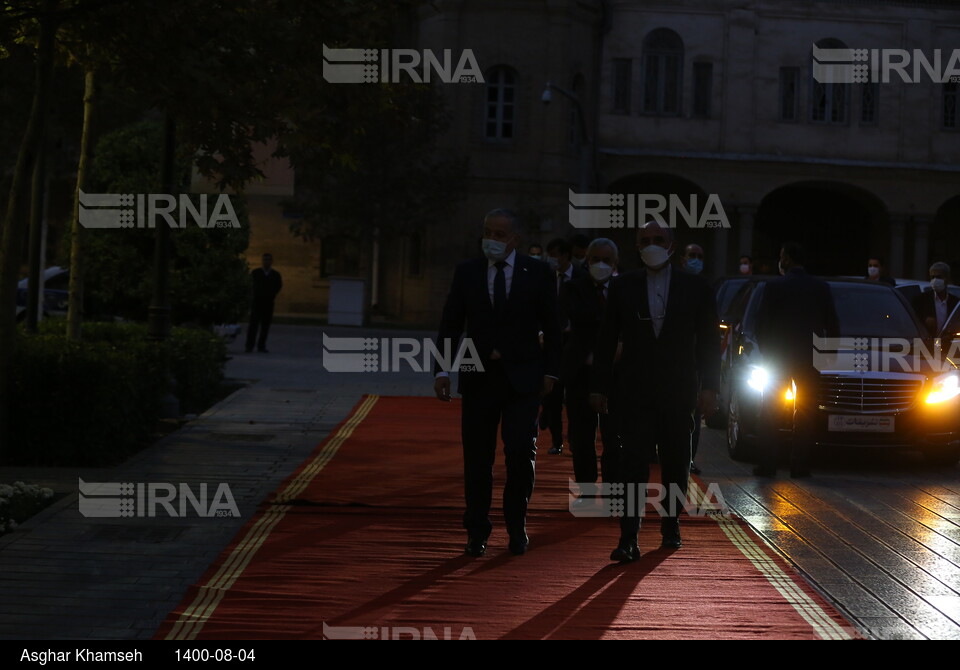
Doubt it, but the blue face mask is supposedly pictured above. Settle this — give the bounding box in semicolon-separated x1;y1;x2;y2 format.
684;258;703;275
482;238;509;262
529;254;542;261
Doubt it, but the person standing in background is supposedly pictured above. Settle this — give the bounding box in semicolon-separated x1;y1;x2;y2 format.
571;234;591;270
246;253;282;353
543;238;587;454
865;257;896;287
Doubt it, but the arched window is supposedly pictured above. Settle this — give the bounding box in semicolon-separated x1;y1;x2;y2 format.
641;28;683;115
811;38;849;124
484;66;517;140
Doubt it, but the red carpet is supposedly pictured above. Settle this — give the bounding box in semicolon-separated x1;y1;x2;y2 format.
156;395;858;640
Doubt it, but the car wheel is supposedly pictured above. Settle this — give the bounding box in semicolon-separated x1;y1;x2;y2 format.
727;390;757;462
922;445;960;467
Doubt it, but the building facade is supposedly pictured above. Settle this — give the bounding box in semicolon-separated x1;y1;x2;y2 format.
239;0;960;323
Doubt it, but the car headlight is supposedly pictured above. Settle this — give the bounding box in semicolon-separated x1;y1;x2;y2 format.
926;372;960;404
747;366;769;392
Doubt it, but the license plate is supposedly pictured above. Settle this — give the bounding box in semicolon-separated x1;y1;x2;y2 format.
828;415;895;433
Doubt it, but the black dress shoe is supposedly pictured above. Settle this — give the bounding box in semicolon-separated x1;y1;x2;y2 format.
753;465;776;477
790;468;812;479
609;540;640;563
548;444;563;455
660;518;682;549
690;461;702;475
509;533;529;556
661;534;682;549
464;537;486;557
258;347;269;353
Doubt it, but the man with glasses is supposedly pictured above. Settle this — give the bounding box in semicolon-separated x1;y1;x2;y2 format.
590;221;720;562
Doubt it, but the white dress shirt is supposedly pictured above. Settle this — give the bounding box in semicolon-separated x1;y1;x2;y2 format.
935;291;950;332
646;263;671;338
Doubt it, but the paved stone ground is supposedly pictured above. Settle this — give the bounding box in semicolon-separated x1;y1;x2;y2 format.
0;325;433;640
1;324;959;639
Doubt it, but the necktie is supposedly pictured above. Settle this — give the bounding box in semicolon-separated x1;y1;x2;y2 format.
597;283;606;310
557;271;566;296
494;261;506;316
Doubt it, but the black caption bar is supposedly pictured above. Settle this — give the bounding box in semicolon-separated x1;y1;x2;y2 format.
5;640;275;664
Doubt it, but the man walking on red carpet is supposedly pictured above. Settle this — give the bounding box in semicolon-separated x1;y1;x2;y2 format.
590;221;720;562
434;209;562;557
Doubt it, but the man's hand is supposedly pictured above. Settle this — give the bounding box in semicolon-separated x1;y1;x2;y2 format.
435;376;451;402
698;389;718;419
540;376;555;398
590;393;608;414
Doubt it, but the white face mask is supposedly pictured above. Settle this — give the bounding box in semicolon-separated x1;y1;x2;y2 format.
482;238;509;262
546;256;560;272
867;266;880;278
640;245;671;269
739;264;750;274
932;277;946;293
589;262;613;283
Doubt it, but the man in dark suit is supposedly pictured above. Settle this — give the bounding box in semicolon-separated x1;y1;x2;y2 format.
541;238;588;454
754;242;840;478
865;256;896;287
434;209;562;557
590;222;720;562
560;238;621;498
913;262;959;337
246;253;282;353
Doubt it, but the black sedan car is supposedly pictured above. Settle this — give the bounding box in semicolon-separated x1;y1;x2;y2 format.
723;278;960;466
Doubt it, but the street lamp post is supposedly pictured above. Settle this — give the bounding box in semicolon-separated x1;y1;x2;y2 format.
542;81;594;194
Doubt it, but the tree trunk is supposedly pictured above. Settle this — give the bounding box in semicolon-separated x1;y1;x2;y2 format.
25;122;48;334
0;0;56;457
147;112;176;341
67;68;97;341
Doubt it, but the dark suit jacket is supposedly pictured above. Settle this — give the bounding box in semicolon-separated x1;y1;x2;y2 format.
912;290;960;336
591;265;720;410
755;268;840;369
435;254;562;395
559;274;606;384
251;268;282;306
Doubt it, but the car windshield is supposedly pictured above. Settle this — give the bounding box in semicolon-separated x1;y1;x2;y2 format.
828;282;922;338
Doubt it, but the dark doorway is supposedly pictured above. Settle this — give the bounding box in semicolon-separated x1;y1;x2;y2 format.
754;182;888;277
931;195;960;276
606;173;722;272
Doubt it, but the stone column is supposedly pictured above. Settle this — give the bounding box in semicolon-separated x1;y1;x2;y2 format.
888;217;906;279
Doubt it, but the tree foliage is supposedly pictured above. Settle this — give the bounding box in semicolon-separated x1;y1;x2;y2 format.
67;119;251;325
